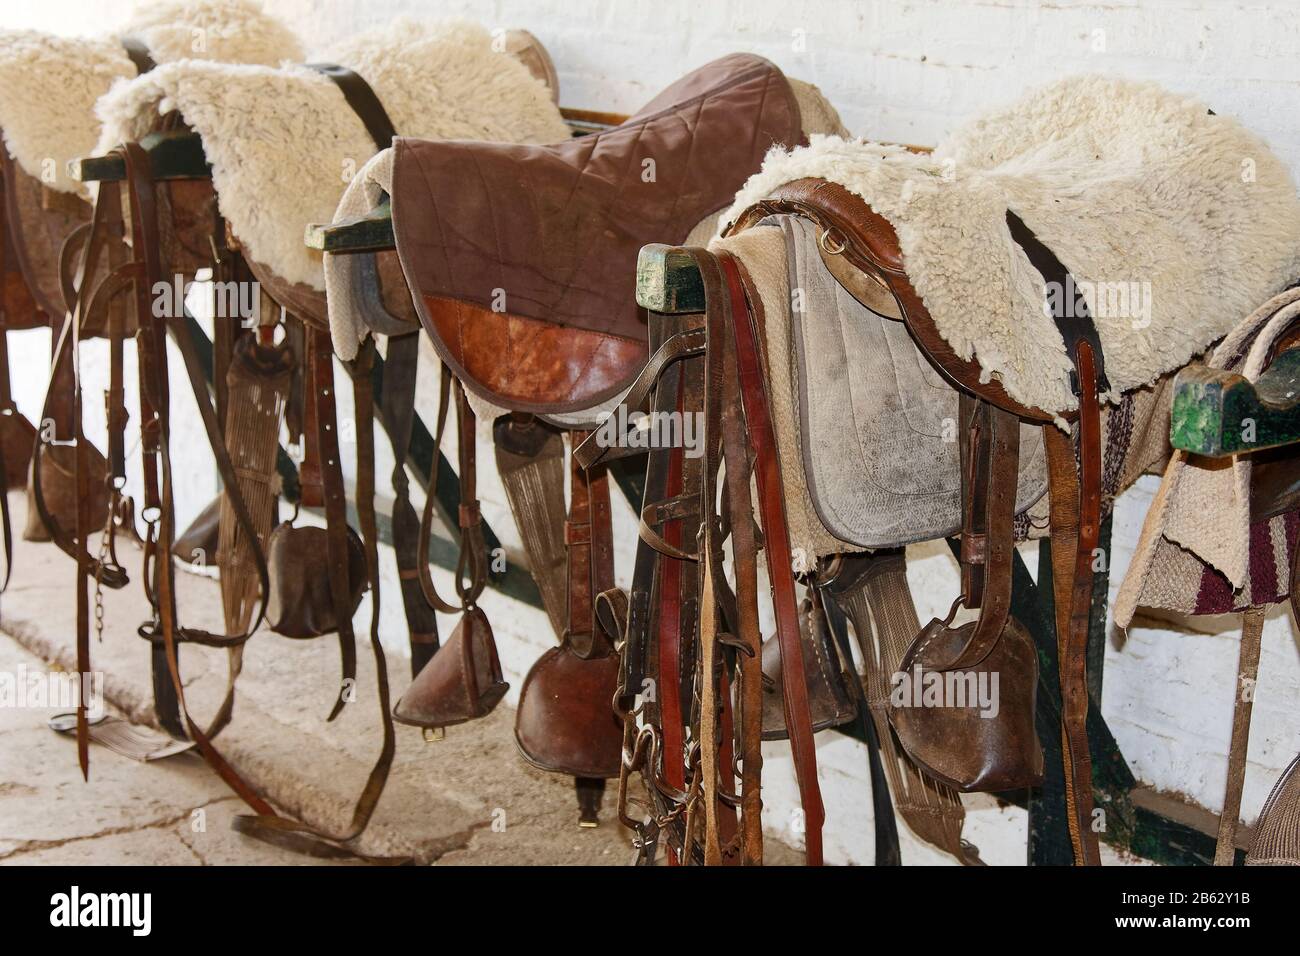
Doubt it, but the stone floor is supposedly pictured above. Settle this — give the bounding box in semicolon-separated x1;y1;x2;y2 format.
0;493;653;866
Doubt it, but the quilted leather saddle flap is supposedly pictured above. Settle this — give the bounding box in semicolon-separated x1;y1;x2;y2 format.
390;53;805;414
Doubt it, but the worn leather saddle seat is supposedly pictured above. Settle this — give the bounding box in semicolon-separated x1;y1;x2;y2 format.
390;53;804;415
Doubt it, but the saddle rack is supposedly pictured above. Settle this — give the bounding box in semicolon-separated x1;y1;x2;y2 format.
69;130;210;183
1171;345;1300;456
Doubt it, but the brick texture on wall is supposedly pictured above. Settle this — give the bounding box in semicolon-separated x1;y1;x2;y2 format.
5;0;1299;864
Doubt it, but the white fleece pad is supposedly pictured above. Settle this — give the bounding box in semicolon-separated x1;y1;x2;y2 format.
95;18;573;292
725;76;1300;416
0;0;302;194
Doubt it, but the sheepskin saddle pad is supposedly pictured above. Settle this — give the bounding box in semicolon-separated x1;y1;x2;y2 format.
724;76;1300;417
0;0;301;197
382;53;835;420
94;18;572;309
712;214;1048;553
1116;286;1300;626
325;55;847;421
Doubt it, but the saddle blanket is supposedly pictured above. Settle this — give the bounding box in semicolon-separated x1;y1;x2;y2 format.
1117;286;1300;624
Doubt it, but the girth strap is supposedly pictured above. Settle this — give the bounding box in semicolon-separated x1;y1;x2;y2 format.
307;64;398;151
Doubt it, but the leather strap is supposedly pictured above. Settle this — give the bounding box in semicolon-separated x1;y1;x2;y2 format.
107;145;405;861
1006;216;1107;867
380;331;440;674
1005;211;1110;397
573;328;707;468
1214;605;1265;865
234;339;406;862
119;37;155;76
925;398;1020;671
708;251;763;864
717;250;824;865
0;178;16;594
1042;356;1103;867
309;328;357;721
307;64;398;151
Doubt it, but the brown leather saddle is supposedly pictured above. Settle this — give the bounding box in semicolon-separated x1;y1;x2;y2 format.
729;179;1108;864
384;53;806;824
389;52;802;416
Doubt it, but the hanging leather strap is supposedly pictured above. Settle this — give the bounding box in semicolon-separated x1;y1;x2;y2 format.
110;144;404;860
380;331;440;674
307;64;398;151
1007;211;1107;867
716;250;824;865
233;339;406;862
0;187;16;594
308;327;357;721
416;366;487;615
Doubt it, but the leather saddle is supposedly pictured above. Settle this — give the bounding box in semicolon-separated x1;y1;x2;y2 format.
729;180;1100;861
389;52;804;416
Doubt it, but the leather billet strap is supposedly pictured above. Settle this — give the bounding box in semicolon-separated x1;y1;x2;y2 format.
308;328;357;720
715;250;825;865
307;64;398;151
0;179;17;593
1005;211;1110;398
417;364;488;615
380;331;441;675
1042;352;1103;867
564;441;615;658
700;250;761;864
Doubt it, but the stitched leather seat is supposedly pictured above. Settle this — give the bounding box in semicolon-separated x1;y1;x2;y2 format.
390;53;804;415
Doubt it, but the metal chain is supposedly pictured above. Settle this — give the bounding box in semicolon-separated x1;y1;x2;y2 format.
92;487;118;644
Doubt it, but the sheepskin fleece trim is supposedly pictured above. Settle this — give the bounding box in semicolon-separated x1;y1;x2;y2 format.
725;76;1300;414
96;18;571;292
119;0;302;68
0;0;301;194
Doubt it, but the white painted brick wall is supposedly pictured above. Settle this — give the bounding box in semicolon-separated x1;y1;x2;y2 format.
7;0;1300;864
